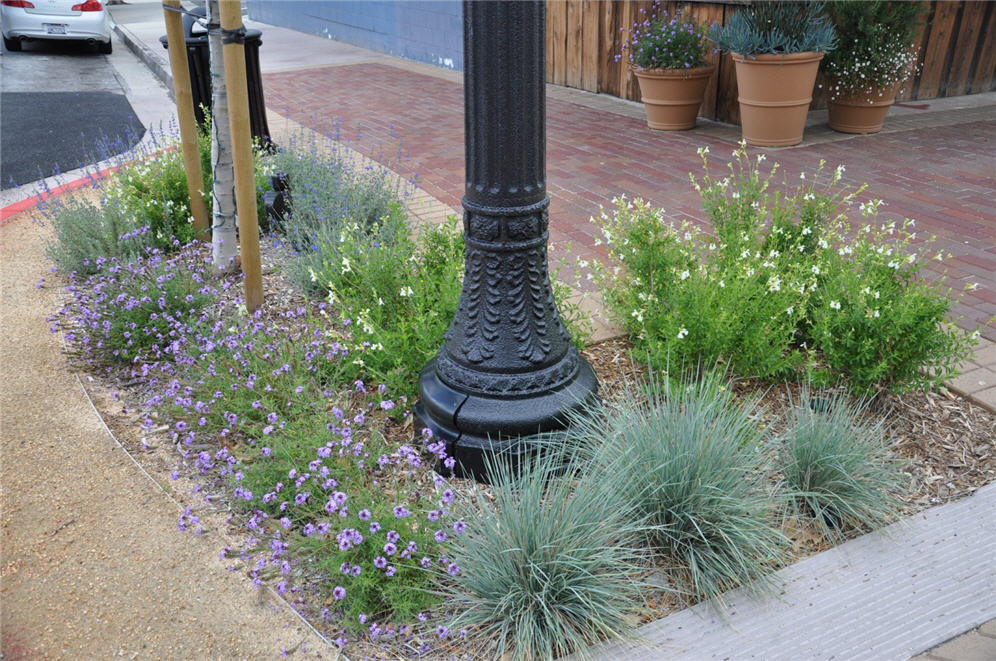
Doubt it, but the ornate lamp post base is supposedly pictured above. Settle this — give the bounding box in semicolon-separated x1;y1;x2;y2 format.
416;348;598;481
414;1;598;482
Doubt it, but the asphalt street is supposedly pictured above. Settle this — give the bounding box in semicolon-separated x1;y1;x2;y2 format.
1;38;145;189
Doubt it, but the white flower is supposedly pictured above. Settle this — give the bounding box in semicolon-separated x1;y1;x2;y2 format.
677;327;688;339
399;285;414;297
341;256;352;273
786;306;795;315
680;269;690;281
812;265;821;275
830;300;841;310
631;309;644;323
800;172;806;180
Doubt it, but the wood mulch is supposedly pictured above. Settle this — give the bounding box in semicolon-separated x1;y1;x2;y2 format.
70;237;996;659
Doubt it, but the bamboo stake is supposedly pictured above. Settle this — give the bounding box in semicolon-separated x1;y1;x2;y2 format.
218;0;263;311
161;0;209;240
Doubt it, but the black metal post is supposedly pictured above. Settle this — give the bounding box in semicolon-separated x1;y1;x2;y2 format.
414;0;598;482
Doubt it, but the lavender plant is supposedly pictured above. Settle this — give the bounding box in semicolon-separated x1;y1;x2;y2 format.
45;195;154;276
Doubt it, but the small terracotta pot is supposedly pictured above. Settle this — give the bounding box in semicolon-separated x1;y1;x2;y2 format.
633;65;716;130
827;82;902;134
732;51;824;147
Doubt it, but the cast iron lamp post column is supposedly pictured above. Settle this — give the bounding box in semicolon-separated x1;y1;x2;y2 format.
414;0;598;482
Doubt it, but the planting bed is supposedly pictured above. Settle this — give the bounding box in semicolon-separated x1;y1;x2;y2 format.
58;236;995;659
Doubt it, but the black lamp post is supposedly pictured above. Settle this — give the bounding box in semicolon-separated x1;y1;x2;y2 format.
414;0;598;482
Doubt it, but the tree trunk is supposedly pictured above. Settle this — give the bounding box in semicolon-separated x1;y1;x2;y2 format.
207;0;238;270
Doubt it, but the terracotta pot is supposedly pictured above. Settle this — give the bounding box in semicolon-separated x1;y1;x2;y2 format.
633;65;716;130
827;82;902;134
732;51;824;147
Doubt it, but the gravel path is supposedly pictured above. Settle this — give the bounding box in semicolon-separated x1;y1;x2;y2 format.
0;211;335;659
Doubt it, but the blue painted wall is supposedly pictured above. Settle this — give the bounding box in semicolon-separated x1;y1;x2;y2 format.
245;1;464;71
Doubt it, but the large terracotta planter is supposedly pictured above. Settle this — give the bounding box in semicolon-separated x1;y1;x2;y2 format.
633;65;716;130
732;51;824;147
827;82;902;134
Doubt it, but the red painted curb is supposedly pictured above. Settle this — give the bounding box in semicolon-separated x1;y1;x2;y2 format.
0;167;113;225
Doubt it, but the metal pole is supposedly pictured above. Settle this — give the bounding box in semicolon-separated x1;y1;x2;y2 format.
162;0;209;240
415;0;598;483
218;0;263;311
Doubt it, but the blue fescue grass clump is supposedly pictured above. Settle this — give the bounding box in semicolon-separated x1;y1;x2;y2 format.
777;387;907;542
434;449;650;661
567;372;789;605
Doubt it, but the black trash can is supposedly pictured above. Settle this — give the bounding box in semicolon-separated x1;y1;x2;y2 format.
160;7;272;148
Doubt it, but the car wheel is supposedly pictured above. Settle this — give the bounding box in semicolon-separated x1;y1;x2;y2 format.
99;40;111;55
4;36;22;52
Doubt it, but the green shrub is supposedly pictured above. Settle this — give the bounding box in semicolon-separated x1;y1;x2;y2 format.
303;210;465;396
807;214;977;394
45;195;154;276
778;387;907;541
568;372;788;605
437;450;648;661
102;119;270;251
593;144;978;393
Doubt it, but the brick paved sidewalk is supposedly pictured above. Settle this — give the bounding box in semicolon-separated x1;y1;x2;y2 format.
262;62;996;344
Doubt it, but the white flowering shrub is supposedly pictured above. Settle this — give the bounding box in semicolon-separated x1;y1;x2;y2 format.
592;144;978;394
102;119;270;251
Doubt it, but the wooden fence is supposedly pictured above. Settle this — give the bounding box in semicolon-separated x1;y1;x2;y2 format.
546;0;996;124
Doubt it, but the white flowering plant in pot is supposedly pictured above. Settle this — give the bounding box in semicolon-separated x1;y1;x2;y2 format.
822;0;924;101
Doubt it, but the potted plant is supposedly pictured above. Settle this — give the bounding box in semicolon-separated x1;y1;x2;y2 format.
619;5;715;131
709;2;837;147
823;1;924;134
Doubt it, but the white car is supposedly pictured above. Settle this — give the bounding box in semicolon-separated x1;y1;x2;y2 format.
1;0;111;53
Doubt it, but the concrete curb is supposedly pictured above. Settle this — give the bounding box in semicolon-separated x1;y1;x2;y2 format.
112;20;172;94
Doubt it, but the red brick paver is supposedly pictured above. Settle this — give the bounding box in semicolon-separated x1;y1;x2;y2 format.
263;62;996;341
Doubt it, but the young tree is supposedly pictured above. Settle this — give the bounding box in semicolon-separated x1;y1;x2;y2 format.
207;0;237;271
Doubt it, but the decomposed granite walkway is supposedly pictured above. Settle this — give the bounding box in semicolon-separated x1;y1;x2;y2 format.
0;210;335;659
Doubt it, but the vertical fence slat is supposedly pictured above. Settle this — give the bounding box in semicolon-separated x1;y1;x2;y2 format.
946;1;987;97
549;0;568;86
600;0;620;95
899;1;933;101
916;1;961;98
546;1;555;83
969;1;996;93
582;0;600;91
566;0;584;87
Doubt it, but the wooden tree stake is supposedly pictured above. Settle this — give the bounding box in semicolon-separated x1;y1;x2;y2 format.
162;0;209;240
218;0;263;311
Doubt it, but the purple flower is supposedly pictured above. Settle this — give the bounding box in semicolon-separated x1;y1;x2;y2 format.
385;566;396;577
436;626;449;639
374;556;387;569
434;530;447;543
383;542;397;556
332;585;346;601
392;505;410;519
